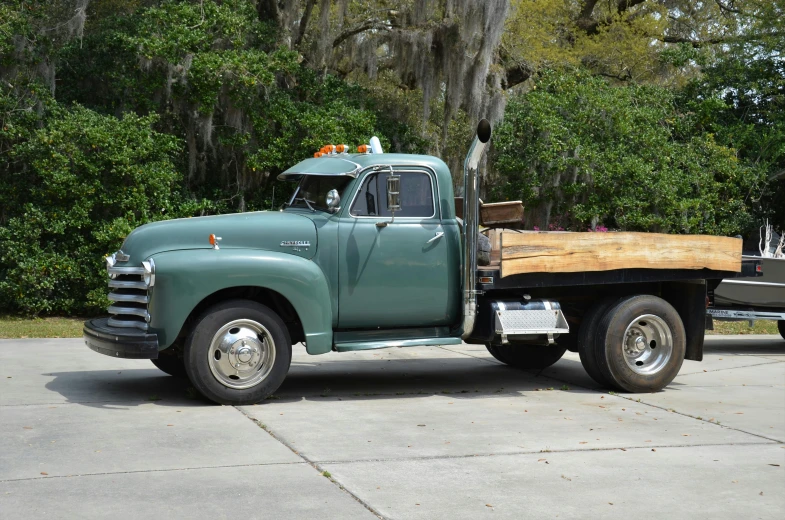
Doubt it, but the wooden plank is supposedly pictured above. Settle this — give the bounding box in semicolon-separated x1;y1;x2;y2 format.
480;200;523;226
500;232;742;277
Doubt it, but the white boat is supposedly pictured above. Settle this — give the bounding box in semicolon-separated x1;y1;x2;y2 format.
714;256;785;309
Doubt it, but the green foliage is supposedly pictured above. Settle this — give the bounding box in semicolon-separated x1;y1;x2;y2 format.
0;102;202;315
681;47;785;230
56;0;418;212
1;1;782;316
491;69;765;234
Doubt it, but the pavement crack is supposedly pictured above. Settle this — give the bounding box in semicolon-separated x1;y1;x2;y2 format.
436;345;501;364
532;370;785;445
233;406;387;520
0;461;305;483
312;440;777;466
679;359;784;376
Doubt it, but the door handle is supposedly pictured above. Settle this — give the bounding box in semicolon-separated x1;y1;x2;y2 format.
426;232;445;244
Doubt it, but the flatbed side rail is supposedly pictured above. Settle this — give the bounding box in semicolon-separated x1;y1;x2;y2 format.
477;258;761;292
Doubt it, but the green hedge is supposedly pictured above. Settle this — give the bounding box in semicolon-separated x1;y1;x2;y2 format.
0;102;202;315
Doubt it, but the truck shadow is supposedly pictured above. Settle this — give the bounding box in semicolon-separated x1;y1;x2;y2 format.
271;356;601;403
43;357;601;408
43;370;197;409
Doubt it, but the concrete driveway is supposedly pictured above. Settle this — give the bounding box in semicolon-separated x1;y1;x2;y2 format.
1;335;783;519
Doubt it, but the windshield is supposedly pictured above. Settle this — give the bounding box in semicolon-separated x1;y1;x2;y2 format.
286;175;353;212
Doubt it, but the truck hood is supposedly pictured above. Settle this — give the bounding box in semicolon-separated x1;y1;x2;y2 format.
118;211;317;264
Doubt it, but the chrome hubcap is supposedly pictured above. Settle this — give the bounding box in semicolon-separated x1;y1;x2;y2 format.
622;314;673;375
208;319;275;389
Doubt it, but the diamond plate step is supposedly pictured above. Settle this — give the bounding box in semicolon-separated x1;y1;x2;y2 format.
494;308;569;335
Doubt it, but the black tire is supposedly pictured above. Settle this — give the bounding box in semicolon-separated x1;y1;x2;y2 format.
151;355;186;378
577;298;618;387
184;300;292;405
778;320;785;341
486;343;567;370
593;295;686;393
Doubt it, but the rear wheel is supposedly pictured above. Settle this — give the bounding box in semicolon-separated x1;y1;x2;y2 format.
594;295;685;393
778;320;785;341
184;300;292;405
486;342;567;370
577;298;617;387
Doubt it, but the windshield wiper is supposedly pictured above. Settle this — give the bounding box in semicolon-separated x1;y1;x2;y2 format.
290;197;317;212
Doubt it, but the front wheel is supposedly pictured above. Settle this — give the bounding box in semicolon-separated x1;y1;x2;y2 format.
593;295;685;393
184;300;292;405
486;343;567;370
778;320;785;341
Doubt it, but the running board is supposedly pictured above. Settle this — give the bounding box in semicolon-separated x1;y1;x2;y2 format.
492;300;569;345
333;327;462;352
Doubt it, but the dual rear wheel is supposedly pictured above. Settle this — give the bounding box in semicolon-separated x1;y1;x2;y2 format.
487;294;686;393
579;295;685;392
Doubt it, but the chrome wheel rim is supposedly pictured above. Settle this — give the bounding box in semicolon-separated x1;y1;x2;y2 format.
622;314;673;376
207;319;276;389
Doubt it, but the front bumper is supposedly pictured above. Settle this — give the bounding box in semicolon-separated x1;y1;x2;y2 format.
83;317;159;359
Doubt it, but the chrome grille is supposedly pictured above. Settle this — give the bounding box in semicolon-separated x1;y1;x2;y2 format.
107;264;151;330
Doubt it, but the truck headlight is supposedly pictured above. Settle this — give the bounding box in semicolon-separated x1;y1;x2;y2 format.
142;258;155;287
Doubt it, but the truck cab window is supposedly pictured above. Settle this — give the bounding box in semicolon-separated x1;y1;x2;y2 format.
351;171;434;218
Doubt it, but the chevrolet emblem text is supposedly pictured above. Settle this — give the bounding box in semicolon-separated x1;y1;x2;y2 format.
281;240;310;251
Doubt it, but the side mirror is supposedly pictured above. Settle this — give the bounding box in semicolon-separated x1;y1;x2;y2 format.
387;174;401;215
326;189;341;212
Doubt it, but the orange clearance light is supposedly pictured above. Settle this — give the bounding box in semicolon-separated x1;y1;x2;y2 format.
314;152;323;158
336;144;345;153
357;144;368;153
209;234;217;246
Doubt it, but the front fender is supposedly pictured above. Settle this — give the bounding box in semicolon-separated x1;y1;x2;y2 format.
147;249;333;354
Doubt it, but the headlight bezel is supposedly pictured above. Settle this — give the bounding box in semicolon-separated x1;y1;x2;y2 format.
142;258;155;287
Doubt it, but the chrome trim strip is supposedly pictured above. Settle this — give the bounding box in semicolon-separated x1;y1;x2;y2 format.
721;280;785;288
347;167;438;220
108;266;145;276
108;305;150;319
108;292;149;304
107;316;149;331
108;280;149;290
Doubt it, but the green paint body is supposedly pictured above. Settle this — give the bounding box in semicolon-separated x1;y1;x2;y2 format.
112;153;462;354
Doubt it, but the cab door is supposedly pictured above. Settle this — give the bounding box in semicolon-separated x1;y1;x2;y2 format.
337;168;455;328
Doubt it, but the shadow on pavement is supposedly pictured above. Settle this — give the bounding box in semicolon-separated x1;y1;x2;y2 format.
44;369;200;408
272;356;598;403
43;357;599;407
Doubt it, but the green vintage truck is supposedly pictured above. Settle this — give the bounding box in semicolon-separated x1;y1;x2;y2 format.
84;120;757;404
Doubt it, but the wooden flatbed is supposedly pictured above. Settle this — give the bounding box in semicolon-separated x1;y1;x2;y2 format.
478;229;756;291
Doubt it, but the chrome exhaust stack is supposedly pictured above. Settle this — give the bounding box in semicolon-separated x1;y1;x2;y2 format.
461;119;492;340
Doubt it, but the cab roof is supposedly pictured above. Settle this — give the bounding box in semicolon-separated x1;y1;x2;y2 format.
277;153;450;181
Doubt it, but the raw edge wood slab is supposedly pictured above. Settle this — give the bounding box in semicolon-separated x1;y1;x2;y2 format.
500;232;742;277
480;200;524;226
